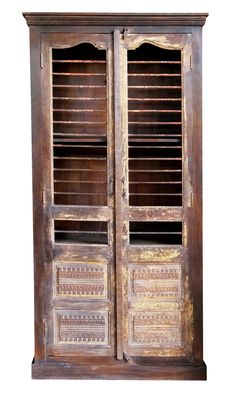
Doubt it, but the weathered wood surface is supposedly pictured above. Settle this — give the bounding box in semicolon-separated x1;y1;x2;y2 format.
24;12;207;380
23;12;208;27
32;358;207;380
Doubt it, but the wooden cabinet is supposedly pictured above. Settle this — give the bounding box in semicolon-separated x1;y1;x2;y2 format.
23;12;208;380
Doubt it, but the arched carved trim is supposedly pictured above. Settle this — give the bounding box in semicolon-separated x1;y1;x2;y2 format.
124;35;186;51
52;40;108;51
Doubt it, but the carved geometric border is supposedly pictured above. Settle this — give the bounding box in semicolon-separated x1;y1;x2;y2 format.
128;264;182;302
54;309;109;346
128;310;182;347
53;262;108;299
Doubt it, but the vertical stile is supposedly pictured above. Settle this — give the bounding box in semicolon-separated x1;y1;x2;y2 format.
114;29;124;360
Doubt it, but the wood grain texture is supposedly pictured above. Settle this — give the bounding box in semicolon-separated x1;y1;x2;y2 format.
30;26;45;361
189;27;204;363
23;13;208;27
32;358;207;380
114;29;124;360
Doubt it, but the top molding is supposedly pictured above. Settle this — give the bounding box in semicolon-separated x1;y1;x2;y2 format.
23;13;208;27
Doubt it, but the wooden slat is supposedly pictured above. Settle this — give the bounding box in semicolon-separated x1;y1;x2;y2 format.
53;97;106;100
53;138;107;142
53;72;106;76
53;140;106;145
53;157;106;160
53;109;106;112
129;146;182;149
129;134;181;137
128;109;181;113
54;169;107;172
54;192;107;195
128;61;181;64
128;73;181;76
128;98;181;101
129;169;182;172
130;181;181;184
54;180;106;184
129;157;181;160
128;86;181;89
128;122;182;125
130;192;182;196
52;60;106;63
53;84;106;88
55;230;107;234
53;121;106;124
130;231;181;234
53;133;107;136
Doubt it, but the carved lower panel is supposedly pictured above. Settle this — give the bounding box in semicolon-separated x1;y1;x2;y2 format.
55;310;109;345
129;311;182;346
54;262;107;299
128;264;181;301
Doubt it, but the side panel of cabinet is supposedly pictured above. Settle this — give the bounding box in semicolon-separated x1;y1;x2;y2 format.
40;33;115;357
30;26;45;361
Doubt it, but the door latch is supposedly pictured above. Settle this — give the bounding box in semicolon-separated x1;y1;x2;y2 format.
42;187;46;205
123;28;129;40
121;176;127;199
108;177;114;196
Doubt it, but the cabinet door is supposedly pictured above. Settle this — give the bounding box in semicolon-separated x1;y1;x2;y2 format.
118;33;194;358
40;34;115;356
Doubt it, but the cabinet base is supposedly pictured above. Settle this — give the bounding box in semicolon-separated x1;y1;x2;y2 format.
32;357;207;380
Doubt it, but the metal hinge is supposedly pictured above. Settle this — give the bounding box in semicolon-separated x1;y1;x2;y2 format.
121;176;127;199
123;28;129;39
40;53;44;69
42;316;47;347
42;188;46;205
108;177;114;196
189;191;194;207
189;55;192;71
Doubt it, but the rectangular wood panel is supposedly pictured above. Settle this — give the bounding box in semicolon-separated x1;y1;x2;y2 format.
129;311;182;347
54;262;108;299
54;309;109;345
128;264;181;301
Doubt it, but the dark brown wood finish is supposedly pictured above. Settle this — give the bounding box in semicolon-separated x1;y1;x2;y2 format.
30;26;45;361
23;13;208;26
190;26;204;363
32;357;206;380
24;12;208;380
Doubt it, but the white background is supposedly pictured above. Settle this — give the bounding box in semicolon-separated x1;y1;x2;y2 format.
0;0;235;391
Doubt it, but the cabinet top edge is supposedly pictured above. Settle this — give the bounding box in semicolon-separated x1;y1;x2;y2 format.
23;12;208;27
